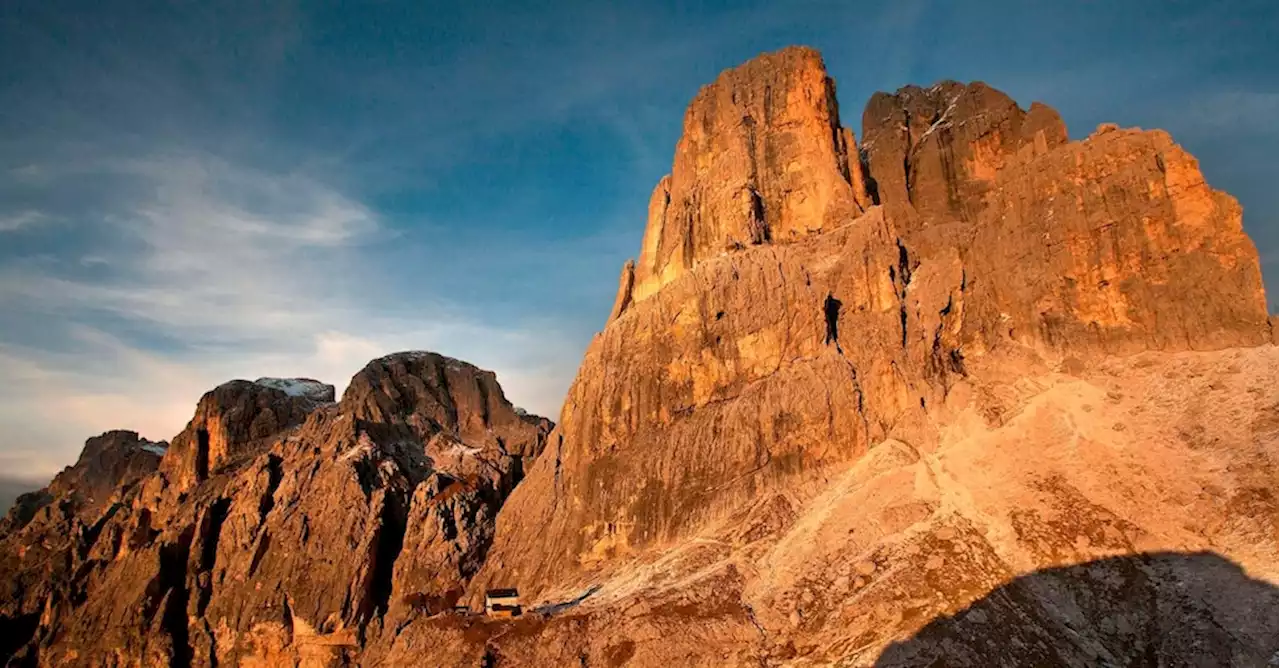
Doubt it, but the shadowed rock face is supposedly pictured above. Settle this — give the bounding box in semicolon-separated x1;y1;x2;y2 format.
2;46;1276;667
0;483;45;536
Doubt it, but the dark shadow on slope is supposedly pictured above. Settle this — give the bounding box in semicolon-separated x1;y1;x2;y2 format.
531;584;602;617
874;551;1278;668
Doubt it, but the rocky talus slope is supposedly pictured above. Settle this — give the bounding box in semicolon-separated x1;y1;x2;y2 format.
2;46;1276;667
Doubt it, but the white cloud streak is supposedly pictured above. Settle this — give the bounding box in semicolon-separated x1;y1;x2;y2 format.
0;152;583;479
0;210;48;232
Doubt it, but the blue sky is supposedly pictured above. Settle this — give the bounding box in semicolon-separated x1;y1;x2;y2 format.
0;0;1275;480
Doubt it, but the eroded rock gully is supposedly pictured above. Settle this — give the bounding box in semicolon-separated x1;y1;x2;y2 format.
2;46;1275;667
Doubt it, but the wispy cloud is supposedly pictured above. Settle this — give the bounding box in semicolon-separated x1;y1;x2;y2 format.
0;210;48;232
2;155;372;343
0;151;584;479
3;0;1275;479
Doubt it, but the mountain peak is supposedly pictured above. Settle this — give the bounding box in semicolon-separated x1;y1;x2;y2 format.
1;47;1274;667
623;45;870;310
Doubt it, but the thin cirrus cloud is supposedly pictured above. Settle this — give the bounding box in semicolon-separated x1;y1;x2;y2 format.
0;210;49;232
1;0;1275;484
0;152;586;479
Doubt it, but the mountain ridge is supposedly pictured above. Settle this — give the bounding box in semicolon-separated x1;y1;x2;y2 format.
1;46;1275;667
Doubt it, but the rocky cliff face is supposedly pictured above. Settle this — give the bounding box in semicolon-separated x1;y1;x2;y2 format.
158;378;333;492
0;354;550;667
626;47;872;305
2;46;1276;667
860;80;1069;226
458;46;1275;665
476;44;1272;592
2;430;166;534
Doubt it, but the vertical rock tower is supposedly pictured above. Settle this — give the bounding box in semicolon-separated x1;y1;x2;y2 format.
624;47;873;306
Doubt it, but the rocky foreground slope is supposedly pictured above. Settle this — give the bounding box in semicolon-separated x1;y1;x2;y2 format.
2;46;1277;667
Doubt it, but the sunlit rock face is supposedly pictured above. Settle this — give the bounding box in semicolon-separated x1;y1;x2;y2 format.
1;46;1276;668
628;47;873;305
861;84;1269;355
463;46;1276;666
157;379;333;493
0;353;551;667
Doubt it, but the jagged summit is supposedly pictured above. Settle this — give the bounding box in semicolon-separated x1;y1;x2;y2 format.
1;48;1275;667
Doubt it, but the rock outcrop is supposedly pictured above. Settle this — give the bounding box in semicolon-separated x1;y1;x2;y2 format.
158;378;333;491
1;46;1275;667
860;80;1069;225
859;82;1269;355
628;47;872;304
0;431;166;660
455;47;1275;665
0;353;549;667
2;430;165;533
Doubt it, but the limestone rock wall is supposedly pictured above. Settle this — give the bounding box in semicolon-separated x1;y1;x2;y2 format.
629;46;869;305
473;46;1272;608
159;380;331;491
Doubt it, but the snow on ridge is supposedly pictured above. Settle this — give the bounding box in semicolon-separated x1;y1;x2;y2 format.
254;377;335;402
448;442;483;457
918;94;962;145
370;351;488;374
138;442;168;456
380;350;467;365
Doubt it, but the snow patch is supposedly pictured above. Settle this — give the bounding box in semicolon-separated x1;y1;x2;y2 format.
383;350;436;362
340;434;378;462
448;442;483;457
139;442;168;456
254;377;334;402
917;94;962;145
